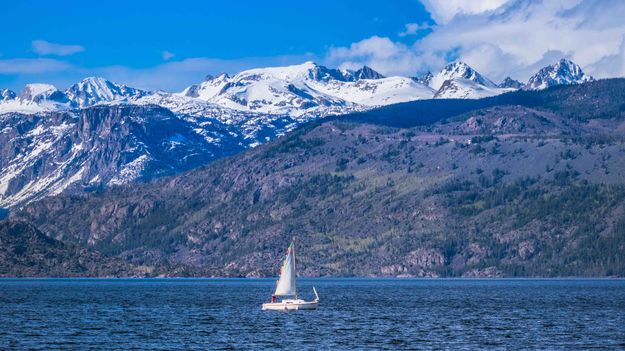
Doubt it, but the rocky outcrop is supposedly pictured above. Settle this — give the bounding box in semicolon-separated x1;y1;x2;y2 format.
462;267;504;278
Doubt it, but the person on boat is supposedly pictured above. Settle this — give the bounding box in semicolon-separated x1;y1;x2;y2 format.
271;294;277;303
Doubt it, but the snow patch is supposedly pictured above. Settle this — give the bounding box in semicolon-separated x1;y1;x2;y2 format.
108;155;150;186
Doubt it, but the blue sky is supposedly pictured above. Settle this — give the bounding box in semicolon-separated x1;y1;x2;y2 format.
1;1;624;91
0;0;431;90
1;0;429;65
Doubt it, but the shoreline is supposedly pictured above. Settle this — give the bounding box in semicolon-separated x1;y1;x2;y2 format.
1;276;624;280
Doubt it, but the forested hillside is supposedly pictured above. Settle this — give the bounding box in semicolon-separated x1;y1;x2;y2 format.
9;79;625;277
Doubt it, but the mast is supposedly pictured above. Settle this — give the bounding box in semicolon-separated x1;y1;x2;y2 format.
292;237;298;300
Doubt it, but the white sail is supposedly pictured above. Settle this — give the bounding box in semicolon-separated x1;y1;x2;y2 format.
274;241;297;296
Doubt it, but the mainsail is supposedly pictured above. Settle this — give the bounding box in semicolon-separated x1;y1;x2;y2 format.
273;241;297;296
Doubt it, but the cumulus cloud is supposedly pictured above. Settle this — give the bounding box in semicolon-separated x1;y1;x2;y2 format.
326;0;625;82
32;40;85;56
418;0;625;80
326;36;426;77
587;36;625;78
420;0;510;24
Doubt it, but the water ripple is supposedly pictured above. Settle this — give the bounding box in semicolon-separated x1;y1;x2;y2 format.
0;279;624;350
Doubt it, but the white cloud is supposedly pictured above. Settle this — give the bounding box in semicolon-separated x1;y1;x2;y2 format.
162;51;175;61
32;40;85;56
326;36;426;77
326;0;625;82
587;36;625;78
399;22;434;37
420;0;510;24
0;58;72;74
416;0;625;81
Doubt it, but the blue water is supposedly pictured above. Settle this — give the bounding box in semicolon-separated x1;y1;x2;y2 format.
0;279;624;350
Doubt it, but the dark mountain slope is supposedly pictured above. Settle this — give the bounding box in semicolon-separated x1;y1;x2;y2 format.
0;220;143;277
11;81;625;277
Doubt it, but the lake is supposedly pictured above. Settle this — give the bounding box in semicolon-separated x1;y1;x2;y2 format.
1;279;624;350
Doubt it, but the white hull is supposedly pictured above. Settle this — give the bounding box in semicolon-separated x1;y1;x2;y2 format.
262;299;319;311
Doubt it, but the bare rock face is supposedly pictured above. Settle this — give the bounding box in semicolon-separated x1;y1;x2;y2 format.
379;249;445;277
405;248;445;268
0;105;246;208
381;264;408;275
462;267;504;278
518;241;536;260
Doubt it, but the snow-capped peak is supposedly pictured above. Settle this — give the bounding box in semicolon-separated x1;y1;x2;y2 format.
428;62;503;99
233;61;318;81
353;66;385;80
181;71;233;99
430;61;497;91
19;83;62;102
308;63;352;82
65;77;146;107
498;77;524;89
0;83;72;114
524;59;593;90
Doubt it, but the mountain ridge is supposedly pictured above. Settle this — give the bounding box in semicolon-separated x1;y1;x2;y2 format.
0;59;595;115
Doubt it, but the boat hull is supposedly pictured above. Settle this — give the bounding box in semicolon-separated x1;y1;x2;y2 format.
262;299;319;311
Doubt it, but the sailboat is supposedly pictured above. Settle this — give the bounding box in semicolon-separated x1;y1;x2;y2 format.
262;238;319;311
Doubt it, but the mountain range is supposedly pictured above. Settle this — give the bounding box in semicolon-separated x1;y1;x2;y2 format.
0;59;595;208
7;78;625;277
0;59;592;116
